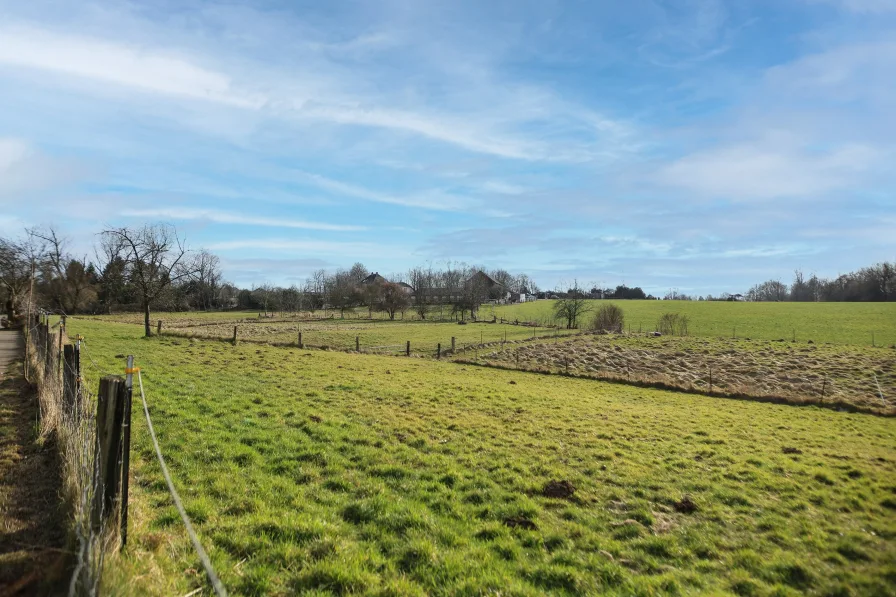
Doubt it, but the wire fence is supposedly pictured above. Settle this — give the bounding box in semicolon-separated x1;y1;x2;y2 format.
23;311;228;596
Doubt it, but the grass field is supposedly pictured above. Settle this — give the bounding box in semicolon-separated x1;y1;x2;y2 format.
493;301;896;347
69;318;896;596
87;311;573;354
162;319;573;355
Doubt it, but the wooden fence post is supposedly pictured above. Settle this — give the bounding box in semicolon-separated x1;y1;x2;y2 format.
57;327;63;383
44;321;52;378
157;320;162;336
437;343;441;359
451;337;455;352
120;357;134;548
406;341;411;356
298;331;303;348
356;336;360;352
94;375;126;531
63;344;81;413
233;325;238;345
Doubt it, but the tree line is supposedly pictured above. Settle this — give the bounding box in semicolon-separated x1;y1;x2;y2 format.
0;224;539;336
745;262;896;302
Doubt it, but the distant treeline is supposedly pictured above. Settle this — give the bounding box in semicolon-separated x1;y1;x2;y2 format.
745;262;896;302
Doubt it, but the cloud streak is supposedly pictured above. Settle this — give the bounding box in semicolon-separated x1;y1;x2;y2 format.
120;207;366;231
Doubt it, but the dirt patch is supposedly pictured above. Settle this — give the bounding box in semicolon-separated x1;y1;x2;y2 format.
503;515;538;530
542;480;576;499
0;361;69;595
672;496;699;514
782;446;803;455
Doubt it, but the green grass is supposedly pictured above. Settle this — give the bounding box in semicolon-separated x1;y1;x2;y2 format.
163;319;572;354
493;300;896;347
69;319;896;596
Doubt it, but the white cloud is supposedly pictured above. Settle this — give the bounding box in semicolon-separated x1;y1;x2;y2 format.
297;171;473;211
0;137;88;200
656;142;881;199
808;0;896;13
207;238;407;259
120;207;365;231
0;25;264;108
0;137;31;170
0;20;631;163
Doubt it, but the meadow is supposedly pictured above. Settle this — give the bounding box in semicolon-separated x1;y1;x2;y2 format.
68;318;896;596
493;301;896;347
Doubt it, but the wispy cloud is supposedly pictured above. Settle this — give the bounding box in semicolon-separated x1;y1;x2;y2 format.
655;142;881;199
0;26;264;108
207;238;408;260
120;207;365;231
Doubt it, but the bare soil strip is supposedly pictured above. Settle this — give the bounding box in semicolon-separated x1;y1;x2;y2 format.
0;329;68;596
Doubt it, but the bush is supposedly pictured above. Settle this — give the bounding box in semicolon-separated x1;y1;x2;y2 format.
657;313;689;336
590;304;624;333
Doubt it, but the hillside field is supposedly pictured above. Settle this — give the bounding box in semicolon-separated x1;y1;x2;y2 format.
492;300;896;347
69;318;896;596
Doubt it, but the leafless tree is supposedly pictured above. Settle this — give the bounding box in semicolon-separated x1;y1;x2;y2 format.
0;235;34;321
380;282;410;320
553;279;592;329
101;224;194;337
187;249;222;310
408;265;435;319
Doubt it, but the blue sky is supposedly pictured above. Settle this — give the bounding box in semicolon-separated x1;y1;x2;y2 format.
0;0;893;294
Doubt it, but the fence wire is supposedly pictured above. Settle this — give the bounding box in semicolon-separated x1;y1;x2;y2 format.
136;369;228;597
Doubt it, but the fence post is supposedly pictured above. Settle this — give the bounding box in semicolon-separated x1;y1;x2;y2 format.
298;331;303;348
451;337;455;352
437;343;441;359
356;336;360;352
157;320;162;336
94;375;126;531
57;327;63;383
120;356;135;548
232;325;238;345
406;340;410;357
44;321;52;378
63;344;81;413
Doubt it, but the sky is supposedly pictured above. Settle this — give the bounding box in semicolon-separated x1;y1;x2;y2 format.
0;0;894;295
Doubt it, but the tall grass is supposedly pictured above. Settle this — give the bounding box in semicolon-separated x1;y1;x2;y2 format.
25;320;111;595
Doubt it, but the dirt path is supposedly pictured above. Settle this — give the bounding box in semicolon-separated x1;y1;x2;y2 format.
0;328;68;595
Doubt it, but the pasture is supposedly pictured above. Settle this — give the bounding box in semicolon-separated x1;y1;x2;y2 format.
69;318;896;596
494;300;896;347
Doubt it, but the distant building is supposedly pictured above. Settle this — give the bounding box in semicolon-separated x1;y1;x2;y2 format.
360;272;388;285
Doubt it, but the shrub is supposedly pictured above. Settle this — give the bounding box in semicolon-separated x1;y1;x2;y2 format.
590;304;624;333
657;313;689;336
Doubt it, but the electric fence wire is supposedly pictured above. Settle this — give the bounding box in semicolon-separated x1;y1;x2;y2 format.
136;369;228;597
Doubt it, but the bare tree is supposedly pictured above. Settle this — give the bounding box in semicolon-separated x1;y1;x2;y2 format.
408;265;434;319
101;224;194;337
553;279;592;329
187;249;222;310
0;235;34;321
380;282;410;320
